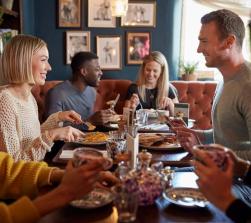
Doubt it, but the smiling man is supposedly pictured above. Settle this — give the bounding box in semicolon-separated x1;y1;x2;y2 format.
177;9;251;160
46;52;115;127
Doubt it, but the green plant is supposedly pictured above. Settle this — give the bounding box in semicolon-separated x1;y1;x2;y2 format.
180;61;199;75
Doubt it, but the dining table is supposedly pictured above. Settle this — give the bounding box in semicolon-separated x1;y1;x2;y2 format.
38;138;233;223
37;168;232;223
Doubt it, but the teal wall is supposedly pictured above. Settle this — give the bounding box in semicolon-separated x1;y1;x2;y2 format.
22;0;182;81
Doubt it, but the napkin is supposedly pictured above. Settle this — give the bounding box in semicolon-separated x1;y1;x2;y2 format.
140;123;169;130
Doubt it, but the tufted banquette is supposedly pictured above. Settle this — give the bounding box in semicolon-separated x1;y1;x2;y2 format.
31;80;217;130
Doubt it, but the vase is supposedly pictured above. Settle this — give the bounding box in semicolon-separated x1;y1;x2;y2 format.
182;73;197;81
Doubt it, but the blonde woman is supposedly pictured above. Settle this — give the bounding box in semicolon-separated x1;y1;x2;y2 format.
125;51;178;116
0;34;85;161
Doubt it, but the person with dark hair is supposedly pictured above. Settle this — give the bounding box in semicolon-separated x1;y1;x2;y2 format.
176;9;251;160
46;52;115;126
173;8;251;208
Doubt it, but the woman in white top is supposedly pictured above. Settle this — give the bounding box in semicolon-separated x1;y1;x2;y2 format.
0;34;85;161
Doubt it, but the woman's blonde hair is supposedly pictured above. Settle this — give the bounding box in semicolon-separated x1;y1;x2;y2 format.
0;34;47;85
137;51;169;108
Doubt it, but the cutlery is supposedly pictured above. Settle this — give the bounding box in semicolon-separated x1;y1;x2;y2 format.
110;93;120;111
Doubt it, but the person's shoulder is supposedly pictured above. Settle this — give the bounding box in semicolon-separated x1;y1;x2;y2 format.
86;86;97;95
0;88;16;110
51;80;70;91
0;87;13;101
48;80;73;95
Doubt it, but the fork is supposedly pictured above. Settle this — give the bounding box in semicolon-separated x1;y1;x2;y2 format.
110;93;120;111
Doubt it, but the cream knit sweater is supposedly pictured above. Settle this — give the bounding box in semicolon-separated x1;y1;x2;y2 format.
0;88;60;161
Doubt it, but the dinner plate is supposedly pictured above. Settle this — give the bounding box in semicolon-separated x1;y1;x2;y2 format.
75;140;107;146
104;123;119;130
163;187;208;208
70;188;114;209
139;133;182;151
75;132;109;146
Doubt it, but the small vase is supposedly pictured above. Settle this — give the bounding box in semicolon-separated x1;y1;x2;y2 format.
182;73;197;81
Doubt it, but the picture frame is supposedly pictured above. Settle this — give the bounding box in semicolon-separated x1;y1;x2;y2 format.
121;1;156;27
126;32;151;65
66;31;91;64
96;35;122;70
88;0;116;28
58;0;81;28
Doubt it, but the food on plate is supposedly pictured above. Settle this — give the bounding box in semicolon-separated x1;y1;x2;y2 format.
139;133;179;148
80;132;109;143
85;122;96;131
109;114;122;123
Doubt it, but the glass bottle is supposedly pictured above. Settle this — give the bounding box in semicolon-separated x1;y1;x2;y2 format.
124;150;163;206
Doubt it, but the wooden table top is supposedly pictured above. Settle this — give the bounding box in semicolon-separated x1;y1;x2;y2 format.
40;129;231;223
37;172;231;223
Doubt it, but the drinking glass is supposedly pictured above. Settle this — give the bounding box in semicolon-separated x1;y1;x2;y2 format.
136;109;148;126
72;147;112;170
192;144;228;170
106;138;129;163
112;185;138;223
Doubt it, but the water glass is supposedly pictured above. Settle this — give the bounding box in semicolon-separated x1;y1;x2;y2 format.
72;147;112;170
113;186;138;223
136;109;148;126
106;138;129;162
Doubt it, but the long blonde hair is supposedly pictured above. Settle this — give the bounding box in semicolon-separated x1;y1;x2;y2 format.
137;51;169;108
0;34;47;85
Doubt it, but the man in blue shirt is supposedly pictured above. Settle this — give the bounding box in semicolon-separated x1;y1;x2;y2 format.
45;52;115;128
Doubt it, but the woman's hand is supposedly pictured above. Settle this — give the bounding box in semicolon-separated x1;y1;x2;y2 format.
95;171;120;189
159;97;175;116
58;110;83;124
192;149;236;211
59;159;105;200
33;158;105;217
88;109;116;125
129;93;140;109
49;126;86;142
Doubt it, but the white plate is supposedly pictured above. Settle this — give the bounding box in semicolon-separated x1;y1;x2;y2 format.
75;140;107;146
104;123;119;129
140;143;182;151
163;187;208;208
70;188;114;209
139;133;182;151
75;132;108;146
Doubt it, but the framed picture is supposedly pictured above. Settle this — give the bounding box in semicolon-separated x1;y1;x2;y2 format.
88;0;116;28
121;1;156;27
66;31;91;64
127;32;151;65
58;0;81;28
96;36;121;70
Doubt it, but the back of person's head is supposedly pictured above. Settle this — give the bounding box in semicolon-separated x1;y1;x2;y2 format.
0;34;47;85
71;52;98;74
138;51;169;85
201;9;245;49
